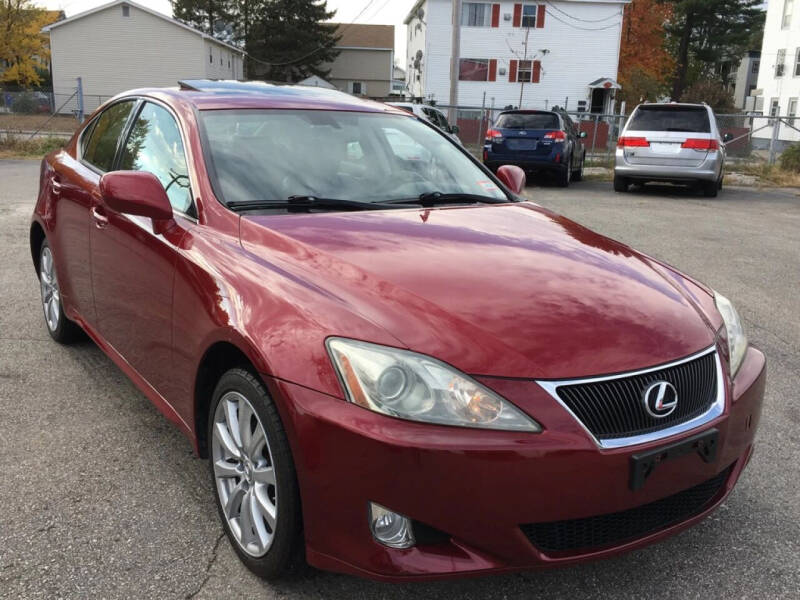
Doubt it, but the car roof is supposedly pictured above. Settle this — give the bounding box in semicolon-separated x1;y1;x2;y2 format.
498;109;558;115
105;80;410;115
636;102;709;109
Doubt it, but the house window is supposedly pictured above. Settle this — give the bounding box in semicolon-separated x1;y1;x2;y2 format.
770;98;780;117
351;81;365;95
751;60;760;74
776;49;786;77
122;5;129;17
789;98;798;124
459;58;489;81
209;51;213;64
517;60;533;82
522;4;537;28
795;48;800;76
782;0;793;29
461;2;491;26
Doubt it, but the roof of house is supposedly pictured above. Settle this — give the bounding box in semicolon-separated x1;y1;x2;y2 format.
332;23;394;50
41;0;244;54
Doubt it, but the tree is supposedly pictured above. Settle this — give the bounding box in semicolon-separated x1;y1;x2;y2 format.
659;0;764;101
0;0;52;88
681;79;736;112
172;0;234;38
247;0;340;82
617;0;674;105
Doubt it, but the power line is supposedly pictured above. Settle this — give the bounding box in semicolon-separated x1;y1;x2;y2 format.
544;9;621;31
544;1;621;23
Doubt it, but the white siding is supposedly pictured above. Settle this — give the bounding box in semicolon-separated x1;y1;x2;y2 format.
408;0;627;110
406;1;428;97
204;40;241;80
753;0;800;143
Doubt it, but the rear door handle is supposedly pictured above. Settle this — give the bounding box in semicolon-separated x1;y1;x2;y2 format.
91;206;109;228
51;177;62;195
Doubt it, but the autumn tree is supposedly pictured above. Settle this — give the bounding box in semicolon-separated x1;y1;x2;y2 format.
0;0;52;88
617;0;674;106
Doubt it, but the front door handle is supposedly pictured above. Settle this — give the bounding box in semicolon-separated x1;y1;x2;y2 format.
91;205;109;228
51;177;62;196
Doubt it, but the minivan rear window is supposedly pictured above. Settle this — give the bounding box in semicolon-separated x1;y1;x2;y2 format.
627;106;710;133
496;113;560;130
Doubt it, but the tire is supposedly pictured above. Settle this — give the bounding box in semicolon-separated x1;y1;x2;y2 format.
38;239;81;343
557;156;571;187
208;368;303;580
702;180;718;197
613;174;629;193
571;151;584;182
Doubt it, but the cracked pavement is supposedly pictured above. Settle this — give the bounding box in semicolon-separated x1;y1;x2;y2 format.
1;160;798;598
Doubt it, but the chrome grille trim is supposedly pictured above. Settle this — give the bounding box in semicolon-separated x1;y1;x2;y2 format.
537;346;725;449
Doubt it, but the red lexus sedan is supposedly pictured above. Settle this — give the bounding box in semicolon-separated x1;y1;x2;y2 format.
31;81;765;581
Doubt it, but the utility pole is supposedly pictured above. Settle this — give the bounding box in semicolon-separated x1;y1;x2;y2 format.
449;0;461;123
518;26;530;108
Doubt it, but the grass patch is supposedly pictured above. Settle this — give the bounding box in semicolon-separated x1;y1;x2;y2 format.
729;162;800;187
0;133;66;159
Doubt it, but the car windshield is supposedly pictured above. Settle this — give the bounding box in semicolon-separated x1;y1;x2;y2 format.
495;113;560;129
627;106;711;133
200;109;507;206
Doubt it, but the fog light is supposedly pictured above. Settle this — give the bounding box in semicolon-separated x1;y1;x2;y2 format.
368;502;415;548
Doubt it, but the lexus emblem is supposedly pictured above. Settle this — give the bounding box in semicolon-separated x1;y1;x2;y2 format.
642;381;678;418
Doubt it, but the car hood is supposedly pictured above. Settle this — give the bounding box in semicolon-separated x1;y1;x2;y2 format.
240;203;716;379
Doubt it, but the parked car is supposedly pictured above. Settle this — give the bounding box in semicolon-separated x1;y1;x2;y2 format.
386;101;462;144
614;102;732;197
31;80;765;582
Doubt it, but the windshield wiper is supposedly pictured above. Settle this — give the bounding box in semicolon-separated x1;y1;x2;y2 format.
226;195;418;212
412;191;512;206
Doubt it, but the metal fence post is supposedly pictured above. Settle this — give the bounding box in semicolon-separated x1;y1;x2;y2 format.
76;77;84;122
768;116;779;166
590;114;599;157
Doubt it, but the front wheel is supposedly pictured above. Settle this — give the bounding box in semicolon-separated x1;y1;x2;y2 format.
209;368;303;579
38;239;81;343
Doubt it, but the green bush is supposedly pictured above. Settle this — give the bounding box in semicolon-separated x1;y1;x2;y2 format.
779;143;800;172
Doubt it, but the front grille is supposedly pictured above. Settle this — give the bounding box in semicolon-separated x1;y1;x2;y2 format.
555;351;717;440
521;466;731;554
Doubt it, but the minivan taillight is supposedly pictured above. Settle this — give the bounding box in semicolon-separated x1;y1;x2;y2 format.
617;136;650;148
485;129;503;143
544;130;566;141
681;138;720;151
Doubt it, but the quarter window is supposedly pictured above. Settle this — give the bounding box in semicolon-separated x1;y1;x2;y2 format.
522;4;537;28
82;100;136;172
461;2;491;26
119;102;193;216
459;58;489;81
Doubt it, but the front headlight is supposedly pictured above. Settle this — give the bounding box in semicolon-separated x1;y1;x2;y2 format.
326;338;541;432
714;292;748;377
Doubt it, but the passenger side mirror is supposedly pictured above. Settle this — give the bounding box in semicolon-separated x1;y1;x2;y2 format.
580;131;588;138
99;171;173;221
722;133;733;143
450;125;460;134
496;165;526;195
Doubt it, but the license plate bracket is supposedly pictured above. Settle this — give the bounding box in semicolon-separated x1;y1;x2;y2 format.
629;428;718;491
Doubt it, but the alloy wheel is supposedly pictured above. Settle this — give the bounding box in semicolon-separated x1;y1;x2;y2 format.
39;246;60;332
212;391;278;557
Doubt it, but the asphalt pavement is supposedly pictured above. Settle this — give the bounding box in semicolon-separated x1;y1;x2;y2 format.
1;159;798;599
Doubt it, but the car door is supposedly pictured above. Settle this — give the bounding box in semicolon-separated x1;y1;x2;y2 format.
90;100;193;395
560;111;579;168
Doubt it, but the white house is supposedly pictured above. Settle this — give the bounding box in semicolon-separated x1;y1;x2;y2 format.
404;0;630;115
43;0;245;114
753;0;800;149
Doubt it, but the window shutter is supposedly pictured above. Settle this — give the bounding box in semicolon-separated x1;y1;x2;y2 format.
491;3;501;27
513;4;522;27
509;60;518;82
489;59;497;81
532;60;541;83
537;5;545;28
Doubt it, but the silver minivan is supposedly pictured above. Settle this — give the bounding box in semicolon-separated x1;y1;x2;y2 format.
614;103;731;197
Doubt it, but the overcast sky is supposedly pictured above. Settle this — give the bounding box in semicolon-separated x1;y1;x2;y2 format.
41;0;416;66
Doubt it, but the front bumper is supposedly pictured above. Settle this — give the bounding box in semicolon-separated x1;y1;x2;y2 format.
266;346;765;581
614;149;723;183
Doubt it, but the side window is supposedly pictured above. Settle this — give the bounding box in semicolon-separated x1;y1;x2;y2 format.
79;118;98;156
119;102;193;216
83;100;136;171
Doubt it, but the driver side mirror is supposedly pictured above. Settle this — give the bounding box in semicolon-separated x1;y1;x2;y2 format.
450;125;460;134
496;165;526;195
99;171;173;221
722;132;733;143
580;131;588;138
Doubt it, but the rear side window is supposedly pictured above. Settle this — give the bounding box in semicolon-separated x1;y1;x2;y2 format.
495;113;560;129
83;100;136;171
627;106;711;133
119;102;193;216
